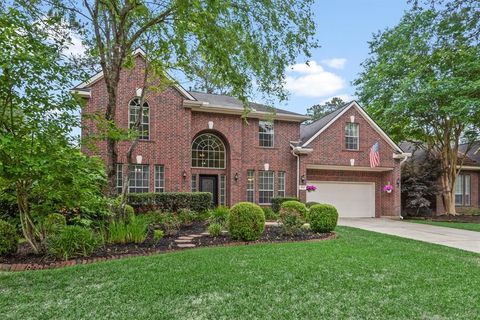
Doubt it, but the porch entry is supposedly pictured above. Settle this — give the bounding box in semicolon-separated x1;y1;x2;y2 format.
199;175;218;207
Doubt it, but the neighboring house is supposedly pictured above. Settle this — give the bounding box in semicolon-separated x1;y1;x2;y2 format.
74;50;408;218
400;141;480;214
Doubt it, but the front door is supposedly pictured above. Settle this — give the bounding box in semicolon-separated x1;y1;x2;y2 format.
199;175;218;207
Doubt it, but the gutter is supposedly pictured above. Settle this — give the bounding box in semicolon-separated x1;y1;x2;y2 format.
392;152;411;220
290;145;314;198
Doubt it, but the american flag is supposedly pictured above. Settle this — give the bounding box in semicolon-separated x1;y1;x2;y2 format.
369;142;380;168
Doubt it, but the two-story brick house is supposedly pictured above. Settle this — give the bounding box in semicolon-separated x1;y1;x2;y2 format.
75;51;409;218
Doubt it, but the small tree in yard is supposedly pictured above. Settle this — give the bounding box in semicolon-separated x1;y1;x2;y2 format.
19;0;319;196
354;0;480;214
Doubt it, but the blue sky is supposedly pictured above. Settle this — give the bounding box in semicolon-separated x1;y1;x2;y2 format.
260;0;410;115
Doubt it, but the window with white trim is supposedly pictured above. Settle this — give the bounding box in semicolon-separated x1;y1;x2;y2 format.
455;174;471;206
191;133;226;168
259;120;274;147
259;171;274;204
277;171;286;197
345;123;359;150
116;164;124;194
247;170;255;202
219;174;226;205
154;165;165;192
128;164;149;193
128;98;150;140
191;174;197;192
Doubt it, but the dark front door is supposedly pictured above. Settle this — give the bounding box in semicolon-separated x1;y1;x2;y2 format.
199;175;218;207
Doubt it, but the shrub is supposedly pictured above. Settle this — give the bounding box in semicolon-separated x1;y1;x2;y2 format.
126;215;149;243
306;201;320;208
0;219;18;256
124;204;135;218
279;207;304;235
228;202;265;241
210;206;230;226
47;225;97;260
158;213;181;236
107;220;128;244
208;223;222;237
309;204;339;233
153;229;164;242
262;207;278;221
271;197;299;213
177;208;195;226
127;192;212;213
41;213;67;235
281;201;308;219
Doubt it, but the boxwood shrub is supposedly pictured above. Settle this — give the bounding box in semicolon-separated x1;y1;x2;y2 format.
281;201;308;218
0;219;18;256
127;192;212;213
271;197;299;213
228;202;265;241
309;204;339;233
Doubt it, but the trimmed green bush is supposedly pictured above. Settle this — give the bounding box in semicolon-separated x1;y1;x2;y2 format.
309;204;339;233
262;207;278;221
0;219;18;256
281;201;308;218
228;202;265;241
306;201;320;208
127;192;212;213
271;197;299;213
208;223;222;237
210;206;230;226
279;207;304;235
47;225;97;260
153;229;164;242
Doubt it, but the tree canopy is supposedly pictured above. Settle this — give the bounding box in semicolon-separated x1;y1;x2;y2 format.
306;97;346;124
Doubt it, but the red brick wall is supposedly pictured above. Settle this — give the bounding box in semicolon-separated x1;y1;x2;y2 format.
300;106;402;217
435;170;480;214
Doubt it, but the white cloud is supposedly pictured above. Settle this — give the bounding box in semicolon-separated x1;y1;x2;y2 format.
64;32;86;56
321;58;347;69
285;60;345;98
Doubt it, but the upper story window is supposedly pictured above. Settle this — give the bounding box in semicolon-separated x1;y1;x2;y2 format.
128;98;149;140
259;120;274;148
191;133;226;168
455;174;471;206
345;123;359;150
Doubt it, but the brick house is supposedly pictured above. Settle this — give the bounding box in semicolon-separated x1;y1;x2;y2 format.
74;51;409;218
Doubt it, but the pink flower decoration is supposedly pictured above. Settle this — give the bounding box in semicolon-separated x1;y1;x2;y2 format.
383;184;393;192
306;185;317;192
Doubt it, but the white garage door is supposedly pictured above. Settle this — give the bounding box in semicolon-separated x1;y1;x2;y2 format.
306;182;375;218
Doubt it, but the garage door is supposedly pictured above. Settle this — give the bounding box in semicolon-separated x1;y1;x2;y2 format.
306;182;375;218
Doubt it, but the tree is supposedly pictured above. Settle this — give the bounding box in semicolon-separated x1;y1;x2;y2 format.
21;0;319;195
306;97;345;124
354;1;480;214
0;8;105;252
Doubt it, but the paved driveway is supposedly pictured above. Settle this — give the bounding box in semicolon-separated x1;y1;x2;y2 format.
338;218;480;253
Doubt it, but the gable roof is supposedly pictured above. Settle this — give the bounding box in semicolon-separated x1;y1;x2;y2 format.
300;101;403;153
189;91;305;117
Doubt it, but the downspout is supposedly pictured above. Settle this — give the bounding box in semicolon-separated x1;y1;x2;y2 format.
290;146;300;198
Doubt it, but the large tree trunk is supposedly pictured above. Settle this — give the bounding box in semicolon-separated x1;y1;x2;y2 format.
16;181;43;254
439;157;457;215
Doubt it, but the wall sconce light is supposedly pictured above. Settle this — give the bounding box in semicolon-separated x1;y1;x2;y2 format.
136;155;143;164
264;163;270;171
301;175;306;184
396;178;400;187
182;170;187;179
234;173;239;181
208;121;214;129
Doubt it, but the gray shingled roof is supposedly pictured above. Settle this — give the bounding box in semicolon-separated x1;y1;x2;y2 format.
299;101;352;145
459;141;480;165
189;91;304;116
401;141;480;166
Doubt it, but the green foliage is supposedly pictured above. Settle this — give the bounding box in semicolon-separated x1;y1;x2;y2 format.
208;223;222;237
279;207;305;236
177;208;195;226
153;229;164;242
305;201;320;208
210;206;230;226
281;201;308;219
106;221;129;244
124;205;135;218
309;204;338;233
0;219;19;256
41;213;67;236
47;226;98;260
144;212;181;236
306;97;346;124
127;192;212;213
271;197;299;213
228;202;265;241
262;207;278;221
107;215;149;244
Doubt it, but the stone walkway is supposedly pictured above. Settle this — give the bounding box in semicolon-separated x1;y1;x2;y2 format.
174;234;205;248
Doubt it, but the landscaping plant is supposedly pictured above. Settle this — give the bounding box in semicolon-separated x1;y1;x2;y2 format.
228;202;265;241
177;208;196;227
153;229;164;243
271;197;299;213
308;204;339;233
40;213;67;237
210;206;230;226
0;219;19;256
262;207;278;221
47;225;98;260
208;223;222;237
281;201;308;219
279;207;305;236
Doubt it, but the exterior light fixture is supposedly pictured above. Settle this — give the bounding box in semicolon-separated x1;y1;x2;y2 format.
136;155;143;164
182;170;187;178
301;175;306;184
234;173;239;181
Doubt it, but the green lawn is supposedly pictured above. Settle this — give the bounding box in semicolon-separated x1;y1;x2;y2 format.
407;219;480;232
1;227;479;319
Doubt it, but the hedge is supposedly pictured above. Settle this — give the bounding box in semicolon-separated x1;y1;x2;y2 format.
309;204;339;233
127;192;212;213
271;197;299;213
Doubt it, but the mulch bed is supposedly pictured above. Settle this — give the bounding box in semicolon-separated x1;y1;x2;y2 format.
408;215;480;223
0;221;335;272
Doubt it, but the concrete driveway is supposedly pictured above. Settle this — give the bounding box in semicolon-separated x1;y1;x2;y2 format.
338;218;480;253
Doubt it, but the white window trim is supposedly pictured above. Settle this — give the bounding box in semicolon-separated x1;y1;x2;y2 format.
247;170;255;203
154;165;165;192
345;122;359;150
259;170;275;204
128;98;150;140
191;133;226;169
259;120;275;148
277;171;286;197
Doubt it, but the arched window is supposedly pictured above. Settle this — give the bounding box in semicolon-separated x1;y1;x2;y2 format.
128;98;149;140
192;133;226;168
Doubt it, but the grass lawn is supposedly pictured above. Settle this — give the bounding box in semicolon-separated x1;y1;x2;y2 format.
1;227;479;319
407;219;480;232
